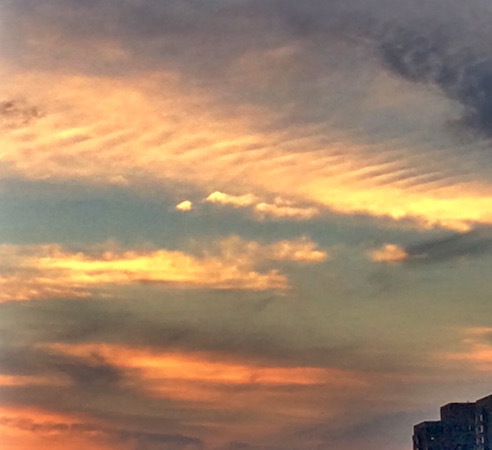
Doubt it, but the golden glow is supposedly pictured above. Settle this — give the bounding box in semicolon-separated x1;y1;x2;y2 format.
303;182;491;231
0;242;289;301
441;328;492;371
442;344;492;371
1;68;492;230
0;237;327;301
0;406;117;450
0;374;68;387
33;341;370;443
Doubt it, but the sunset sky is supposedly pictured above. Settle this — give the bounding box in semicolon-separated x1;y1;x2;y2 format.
1;1;492;449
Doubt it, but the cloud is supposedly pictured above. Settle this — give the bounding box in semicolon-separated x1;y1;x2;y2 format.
0;242;288;301
1;1;492;237
254;198;320;220
0;342;123;392
0;299;441;450
268;237;327;262
52;356;122;389
370;244;409;263
0;406;204;450
0;237;327;301
206;191;257;208
0;100;44;127
0;294;364;374
223;442;275;450
176;200;192;211
0;299;412;450
378;23;492;137
219;236;327;264
206;191;320;220
372;228;492;265
440;327;492;372
0;374;64;388
0;340;368;448
404;229;492;263
114;429;204;450
1;68;492;230
45;342;362;390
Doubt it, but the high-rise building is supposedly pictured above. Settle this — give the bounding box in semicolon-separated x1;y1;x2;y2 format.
440;402;476;450
413;394;492;450
413;421;445;450
476;395;492;450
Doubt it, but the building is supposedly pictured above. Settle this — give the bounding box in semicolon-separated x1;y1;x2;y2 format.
440;402;476;450
413;394;492;450
413;421;445;450
476;395;492;450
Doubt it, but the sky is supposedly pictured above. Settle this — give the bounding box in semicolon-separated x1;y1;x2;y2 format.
1;0;492;449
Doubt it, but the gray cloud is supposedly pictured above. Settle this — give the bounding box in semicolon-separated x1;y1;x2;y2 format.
116;429;204;450
378;26;492;137
0;100;44;127
404;228;492;264
223;442;276;450
5;0;492;142
0;343;122;388
0;296;368;372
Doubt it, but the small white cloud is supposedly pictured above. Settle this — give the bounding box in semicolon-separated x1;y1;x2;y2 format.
206;192;319;221
219;236;327;264
176;200;193;212
269;237;328;263
370;244;408;263
255;198;319;220
206;191;256;207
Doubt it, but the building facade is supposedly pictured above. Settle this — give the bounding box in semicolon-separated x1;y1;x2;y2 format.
413;394;492;450
476;395;492;450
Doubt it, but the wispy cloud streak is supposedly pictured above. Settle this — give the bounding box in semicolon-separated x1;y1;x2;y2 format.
0;237;327;301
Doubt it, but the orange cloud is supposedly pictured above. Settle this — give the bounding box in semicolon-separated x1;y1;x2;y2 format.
0;374;68;388
440;327;492;372
47;342;356;388
43;341;367;428
0;404;198;450
1;343;369;449
0;406;118;450
370;244;408;263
